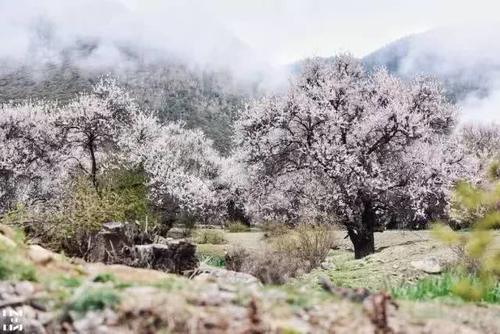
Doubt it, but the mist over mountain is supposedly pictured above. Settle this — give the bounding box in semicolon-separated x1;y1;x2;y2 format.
0;1;289;153
364;24;500;122
1;0;499;149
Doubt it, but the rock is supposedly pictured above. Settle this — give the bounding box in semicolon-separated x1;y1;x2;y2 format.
14;282;35;297
72;310;114;334
411;257;442;274
0;233;17;248
0;224;17;240
194;266;260;287
84;222;197;274
130;240;198;274
21;319;46;334
87;222;132;263
27;245;56;265
320;261;337;271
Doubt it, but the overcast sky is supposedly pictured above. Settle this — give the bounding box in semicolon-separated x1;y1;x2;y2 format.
118;0;500;64
2;0;499;65
0;0;499;121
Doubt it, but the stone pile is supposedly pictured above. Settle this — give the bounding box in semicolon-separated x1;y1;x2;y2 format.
87;222;198;275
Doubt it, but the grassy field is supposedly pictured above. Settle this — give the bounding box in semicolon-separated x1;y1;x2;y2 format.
193;228;500;331
196;229;454;287
196;228;499;299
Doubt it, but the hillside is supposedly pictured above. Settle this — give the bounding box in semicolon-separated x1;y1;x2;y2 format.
0;40;253;154
363;25;500;103
1;224;499;333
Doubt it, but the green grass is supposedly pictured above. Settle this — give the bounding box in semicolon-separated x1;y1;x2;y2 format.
59;276;83;288
391;272;500;304
290;249;390;292
93;273;116;283
199;255;225;268
69;287;121;314
0;239;37;282
0;256;37;281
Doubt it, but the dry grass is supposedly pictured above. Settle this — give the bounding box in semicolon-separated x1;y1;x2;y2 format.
271;223;336;271
225;224;336;284
193;229;226;245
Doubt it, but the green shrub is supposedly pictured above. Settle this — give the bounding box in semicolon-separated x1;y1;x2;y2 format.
391;271;500;304
0;230;37;281
99;167;153;223
199;255;225;268
433;172;500;301
93;273;116;283
11;168;157;257
0;254;37;281
69;287;121;314
59;277;83;288
193;229;226;245
225;221;250;233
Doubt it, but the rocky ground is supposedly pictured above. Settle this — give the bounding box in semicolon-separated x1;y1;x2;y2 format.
0;225;499;333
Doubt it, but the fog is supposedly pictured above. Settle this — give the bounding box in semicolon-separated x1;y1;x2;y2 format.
0;0;499;121
385;24;500;123
0;0;287;88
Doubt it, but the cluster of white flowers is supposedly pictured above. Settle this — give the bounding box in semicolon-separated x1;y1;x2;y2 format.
0;78;237;220
118;115;234;219
236;55;479;237
0;58;484;244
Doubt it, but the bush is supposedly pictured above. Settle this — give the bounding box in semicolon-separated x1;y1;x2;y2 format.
246;249;305;285
193;229;226;245
69;287;121;314
391;271;500;304
226;223;336;284
433;174;500;301
53;176;149;256
259;220;290;238
7;168;157;257
225;221;250;233
271;223;336;271
226;246;304;285
225;247;249;272
199;255;225;268
0;227;37;281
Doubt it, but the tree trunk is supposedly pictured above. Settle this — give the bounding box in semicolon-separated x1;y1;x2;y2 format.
348;200;376;259
88;139;98;192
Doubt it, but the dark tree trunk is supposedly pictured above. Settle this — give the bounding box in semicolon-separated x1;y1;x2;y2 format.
227;199;250;225
348;200;376;259
88;139;98;192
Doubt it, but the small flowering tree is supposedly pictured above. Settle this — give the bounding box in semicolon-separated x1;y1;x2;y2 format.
461;123;500;162
54;78;138;191
236;55;477;258
118;112;238;223
0;78;234;226
0;101;62;209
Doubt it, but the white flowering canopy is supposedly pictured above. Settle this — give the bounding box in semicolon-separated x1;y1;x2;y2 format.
0;78;234;220
236;55;478;234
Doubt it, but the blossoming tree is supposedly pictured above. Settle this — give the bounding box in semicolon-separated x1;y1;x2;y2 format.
236;55;477;258
0;78;235;224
